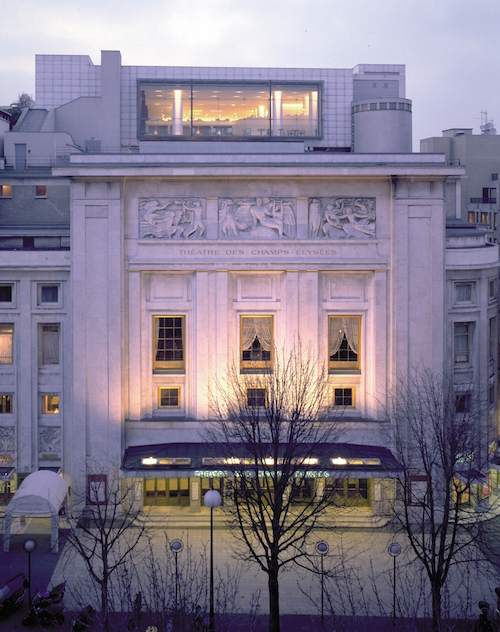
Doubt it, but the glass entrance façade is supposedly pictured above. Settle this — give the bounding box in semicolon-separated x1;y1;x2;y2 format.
144;477;190;507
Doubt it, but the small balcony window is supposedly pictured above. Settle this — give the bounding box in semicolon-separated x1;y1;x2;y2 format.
0;395;13;414
0;285;13;303
158;387;180;408
246;388;267;408
334;387;355;407
0;325;13;365
41;394;59;414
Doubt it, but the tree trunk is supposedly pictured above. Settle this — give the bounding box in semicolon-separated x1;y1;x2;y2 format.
268;559;280;632
102;570;109;632
431;581;441;632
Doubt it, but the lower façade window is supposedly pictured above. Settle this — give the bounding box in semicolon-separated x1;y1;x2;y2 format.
334;387;355;407
0;395;13;414
41;394;59;414
158;386;180;408
246;387;267;408
454;322;471;364
0;325;13;365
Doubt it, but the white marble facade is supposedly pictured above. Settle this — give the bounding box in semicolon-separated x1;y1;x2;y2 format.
1;153;497;521
2;51;497;519
59;163;461;500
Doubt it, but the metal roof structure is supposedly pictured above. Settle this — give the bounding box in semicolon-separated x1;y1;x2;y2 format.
122;441;402;479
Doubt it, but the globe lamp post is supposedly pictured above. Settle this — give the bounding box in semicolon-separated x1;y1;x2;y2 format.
316;541;329;625
23;538;37;608
388;542;401;621
170;539;183;614
204;488;221;632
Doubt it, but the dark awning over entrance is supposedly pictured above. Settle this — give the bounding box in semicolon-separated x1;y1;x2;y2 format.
122;442;402;479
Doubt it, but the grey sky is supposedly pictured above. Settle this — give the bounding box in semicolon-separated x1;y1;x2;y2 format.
2;0;499;149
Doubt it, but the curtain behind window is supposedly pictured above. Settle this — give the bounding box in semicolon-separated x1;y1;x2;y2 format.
455;324;469;361
0;330;12;364
456;284;471;302
329;317;359;356
241;317;272;352
43;331;59;364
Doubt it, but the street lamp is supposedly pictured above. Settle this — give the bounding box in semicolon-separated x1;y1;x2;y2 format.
204;488;221;632
170;539;183;614
316;541;329;625
23;538;37;608
388;542;401;621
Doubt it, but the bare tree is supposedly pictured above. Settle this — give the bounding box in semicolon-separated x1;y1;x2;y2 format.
138;536;259;632
206;339;343;632
388;368;491;632
7;92;35;127
299;536;489;631
67;533;260;632
64;461;148;632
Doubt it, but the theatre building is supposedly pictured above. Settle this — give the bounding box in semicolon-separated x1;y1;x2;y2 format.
0;51;497;524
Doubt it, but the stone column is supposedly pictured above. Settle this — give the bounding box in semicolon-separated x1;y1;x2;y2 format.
190;477;201;513
70;179;124;499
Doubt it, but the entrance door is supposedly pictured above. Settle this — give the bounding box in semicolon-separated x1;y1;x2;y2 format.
325;478;371;507
144;478;168;506
15;144;27;171
0;480;12;506
168;478;190;507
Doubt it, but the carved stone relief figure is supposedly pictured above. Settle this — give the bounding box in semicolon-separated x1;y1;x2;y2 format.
0;426;14;454
308;197;376;239
219;197;296;239
139;198;206;239
39;426;61;455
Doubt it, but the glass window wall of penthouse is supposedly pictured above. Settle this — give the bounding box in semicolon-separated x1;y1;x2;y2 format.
138;80;321;140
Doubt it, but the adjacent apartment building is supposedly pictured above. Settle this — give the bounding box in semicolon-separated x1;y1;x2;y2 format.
421;123;500;244
0;51;497;523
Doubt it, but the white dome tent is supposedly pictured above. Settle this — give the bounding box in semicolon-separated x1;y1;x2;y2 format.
3;470;68;553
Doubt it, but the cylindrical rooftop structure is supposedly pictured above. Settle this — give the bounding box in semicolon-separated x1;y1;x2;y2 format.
352;98;412;153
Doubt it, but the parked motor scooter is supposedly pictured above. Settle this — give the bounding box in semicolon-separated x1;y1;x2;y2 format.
70;605;95;630
477;600;494;632
0;573;29;619
32;581;66;608
22;601;65;627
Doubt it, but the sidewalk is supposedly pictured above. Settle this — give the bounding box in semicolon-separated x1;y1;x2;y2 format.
0;519;64;597
0;515;496;630
62;612;479;631
0;520;67;631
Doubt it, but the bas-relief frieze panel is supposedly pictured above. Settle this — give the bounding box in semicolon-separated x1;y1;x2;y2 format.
139;198;206;239
219;198;296;239
309;198;376;239
138;196;376;242
0;427;15;454
38;426;61;456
